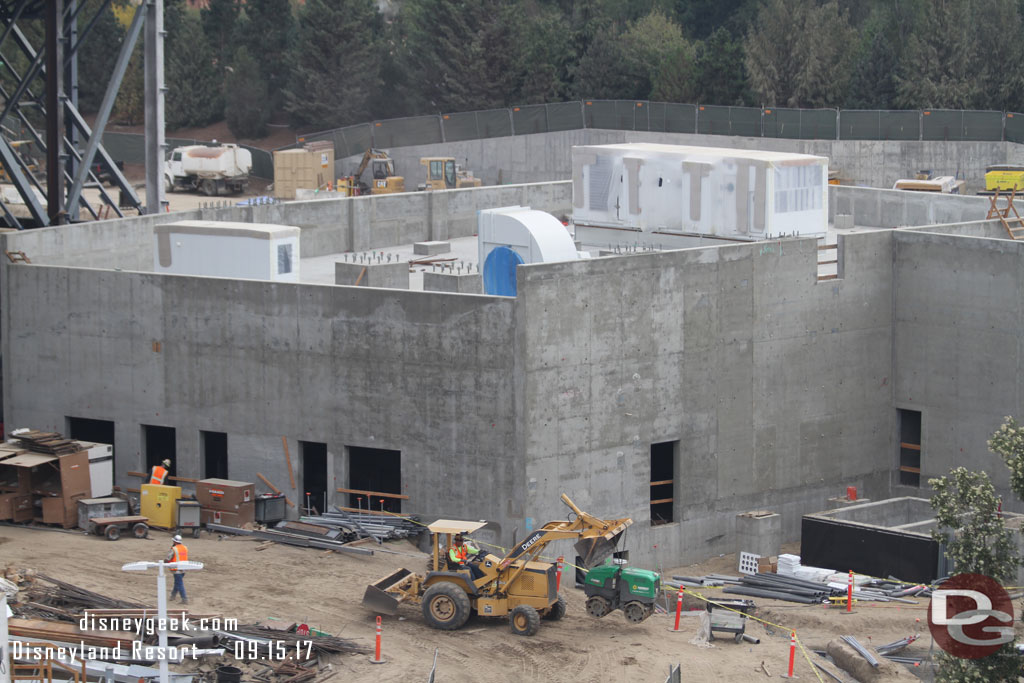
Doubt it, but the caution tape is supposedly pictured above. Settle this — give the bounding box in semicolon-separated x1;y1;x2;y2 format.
680;587;825;683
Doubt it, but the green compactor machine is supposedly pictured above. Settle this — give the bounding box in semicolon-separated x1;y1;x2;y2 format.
583;556;660;623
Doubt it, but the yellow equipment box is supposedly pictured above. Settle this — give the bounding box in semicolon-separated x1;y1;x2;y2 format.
140;484;182;529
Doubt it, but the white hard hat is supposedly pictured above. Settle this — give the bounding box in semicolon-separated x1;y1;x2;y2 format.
173;534;182;543
162;459;171;467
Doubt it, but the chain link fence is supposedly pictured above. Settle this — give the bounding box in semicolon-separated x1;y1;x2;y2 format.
102;101;1024;183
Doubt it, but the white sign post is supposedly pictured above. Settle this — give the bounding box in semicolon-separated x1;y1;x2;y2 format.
1;591;10;683
122;560;204;683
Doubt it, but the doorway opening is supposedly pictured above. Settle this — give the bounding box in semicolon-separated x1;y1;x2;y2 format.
300;440;328;515
898;409;922;487
67;417;115;470
142;424;176;480
201;431;228;479
650;441;676;525
348;446;401;513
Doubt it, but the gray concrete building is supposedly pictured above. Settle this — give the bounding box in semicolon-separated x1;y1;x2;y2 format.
2;130;1022;569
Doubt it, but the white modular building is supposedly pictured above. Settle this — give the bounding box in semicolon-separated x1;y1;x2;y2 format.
571;143;829;248
154;220;301;282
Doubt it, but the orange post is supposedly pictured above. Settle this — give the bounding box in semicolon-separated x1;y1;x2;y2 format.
673;589;683;631
785;631;796;678
555;556;564;592
846;570;854;613
370;615;385;664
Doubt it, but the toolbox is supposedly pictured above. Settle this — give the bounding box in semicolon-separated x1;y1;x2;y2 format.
196;478;254;511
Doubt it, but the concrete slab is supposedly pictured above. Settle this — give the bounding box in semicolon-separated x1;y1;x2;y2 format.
335;261;410;289
423;271;482;294
414;240;451;256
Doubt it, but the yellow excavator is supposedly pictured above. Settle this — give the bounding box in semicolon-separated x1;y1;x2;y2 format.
363;494;632;636
418;157;482;191
338;148;404;196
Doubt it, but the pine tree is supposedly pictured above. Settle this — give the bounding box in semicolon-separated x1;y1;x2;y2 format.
744;0;854;107
969;0;1024;112
225;47;269;139
239;0;295;111
845;5;904;109
283;0;382;130
894;0;977;108
509;2;576;104
76;0;126;114
165;1;222;129
693;27;750;106
201;0;241;73
398;0;518;113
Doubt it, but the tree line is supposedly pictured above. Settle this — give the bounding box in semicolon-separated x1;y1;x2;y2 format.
50;0;1024;139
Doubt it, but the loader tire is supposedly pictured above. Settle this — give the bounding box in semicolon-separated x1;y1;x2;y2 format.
422;582;471;631
542;595;567;621
586;596;610;618
509;605;540;636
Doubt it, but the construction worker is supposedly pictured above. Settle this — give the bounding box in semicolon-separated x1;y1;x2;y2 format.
166;534;189;604
149;459;171;485
449;533;484;580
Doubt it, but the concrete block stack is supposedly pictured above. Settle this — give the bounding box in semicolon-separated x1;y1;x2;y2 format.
197;478;255;528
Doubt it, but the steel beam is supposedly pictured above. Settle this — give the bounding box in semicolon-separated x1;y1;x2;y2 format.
66;3;144;214
143;0;165;215
44;0;64;224
0;137;44;226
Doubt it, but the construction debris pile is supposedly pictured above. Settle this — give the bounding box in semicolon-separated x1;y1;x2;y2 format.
3;568;367;682
209;506;421;557
301;508;422;542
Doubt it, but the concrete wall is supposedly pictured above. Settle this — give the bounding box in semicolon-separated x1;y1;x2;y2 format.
892;229;1024;508
515;229;897;567
829;186;996;228
343;129;1024;194
3;181;571;268
0;265;524;536
8;172;1024;569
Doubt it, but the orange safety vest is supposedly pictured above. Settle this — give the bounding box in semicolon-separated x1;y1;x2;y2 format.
171;543;188;571
149;466;168;485
449;545;468;564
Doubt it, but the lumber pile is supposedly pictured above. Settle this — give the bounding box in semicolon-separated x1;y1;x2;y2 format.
9;429;82;455
8;617;135;648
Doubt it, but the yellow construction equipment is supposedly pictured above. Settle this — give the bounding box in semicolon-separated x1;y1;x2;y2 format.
338;148;404;196
981;164;1024;195
363;493;632;636
418;157;482;191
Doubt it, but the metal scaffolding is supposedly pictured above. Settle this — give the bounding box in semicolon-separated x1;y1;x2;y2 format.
0;0;150;229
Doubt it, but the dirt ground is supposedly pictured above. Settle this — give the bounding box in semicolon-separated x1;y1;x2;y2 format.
1;523;984;683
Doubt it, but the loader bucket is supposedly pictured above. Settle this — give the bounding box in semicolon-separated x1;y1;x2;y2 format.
362;568;413;616
575;529;625;568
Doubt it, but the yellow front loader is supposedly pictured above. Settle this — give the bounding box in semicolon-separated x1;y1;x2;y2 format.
363;494;632;636
418;157;482;191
